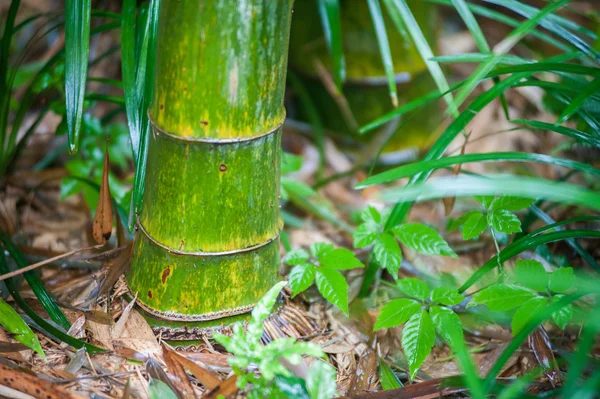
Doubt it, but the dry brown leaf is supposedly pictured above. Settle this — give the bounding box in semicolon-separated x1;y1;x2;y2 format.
113;309;161;357
0;341;29;352
529;327;560;387
161;344;196;399
163;344;222;390
92;148;113;244
204;375;238;399
348;347;378;395
0;364;85;399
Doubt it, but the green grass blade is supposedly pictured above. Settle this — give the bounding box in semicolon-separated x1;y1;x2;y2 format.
379;358;403;390
357;152;600;187
0;252;105;354
367;0;398;107
317;0;345;90
0;297;46;359
428;0;572;53
381;174;600;211
64;0;91;153
459;229;600;293
529;207;600;271
557;77;600;124
512;119;600;145
383;0;457;115
484;0;599;61
450;0;489;52
452;0;570;110
0;232;71;329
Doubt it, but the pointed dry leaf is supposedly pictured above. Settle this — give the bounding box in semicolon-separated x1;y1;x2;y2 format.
161;344;196;399
204;375;238;399
0;364;86;399
528;327;560;386
146;357;184;399
164;344;222;390
93;148;114;244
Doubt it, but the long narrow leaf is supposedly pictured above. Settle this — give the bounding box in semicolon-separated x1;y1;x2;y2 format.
0;233;71;329
0;252;105;354
513;119;600;145
64;0;91;152
450;0;490;52
0;297;45;359
317;0;345;90
383;0;458;116
382;174;600;211
459;229;600;293
557;77;600;124
367;0;398;107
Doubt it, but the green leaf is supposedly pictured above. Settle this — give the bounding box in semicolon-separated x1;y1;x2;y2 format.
251;281;287;325
306;360;338;399
0;298;45;360
148;379;178;399
282;177;317;198
430;287;464;306
462;210;488;240
511;296;547;336
283;249;310;266
373;233;402;279
487;209;522;234
315;268;349;315
319;248;364;270
393;223;457;258
353;222;379;248
397;278;429;301
317;0;345;91
515;260;548;292
361;206;382;225
0;233;71;329
472;283;536;311
310;242;335;258
549;267;574;293
430;306;464;348
401;310;435;380
281;152;303;175
551;296;572;330
64;0;91;152
366;0;398;107
374;298;422;330
378;358;403;390
490;196;536;212
355;152;600;188
288;264;316;298
475;196;495;209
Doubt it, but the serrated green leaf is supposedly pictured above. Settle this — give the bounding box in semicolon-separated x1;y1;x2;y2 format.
288;264;316;297
511;296;547;336
551;296;572;329
402;310;435;380
490;196;535;211
462;210;488;240
397;278;430;301
378;358;403;390
487;209;522;234
306;359;338;399
430;287;464;306
251;281;287;324
353;222;379;248
320;248;364;270
0;298;45;360
315;268;349;315
310;242;335;258
373;233;402;279
148;379;178;399
430;306;464;348
374;298;422;330
472;284;536;311
393;223;457;257
283;249;310;266
549;267;574;293
475;195;495;208
515;260;548;292
448;209;478;232
361;205;382;225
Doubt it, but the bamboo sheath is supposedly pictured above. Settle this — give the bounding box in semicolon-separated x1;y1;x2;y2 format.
127;0;293;335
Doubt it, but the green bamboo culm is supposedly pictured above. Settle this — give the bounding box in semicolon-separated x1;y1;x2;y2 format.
127;0;294;340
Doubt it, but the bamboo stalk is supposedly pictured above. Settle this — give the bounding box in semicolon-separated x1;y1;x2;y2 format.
127;0;293;339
